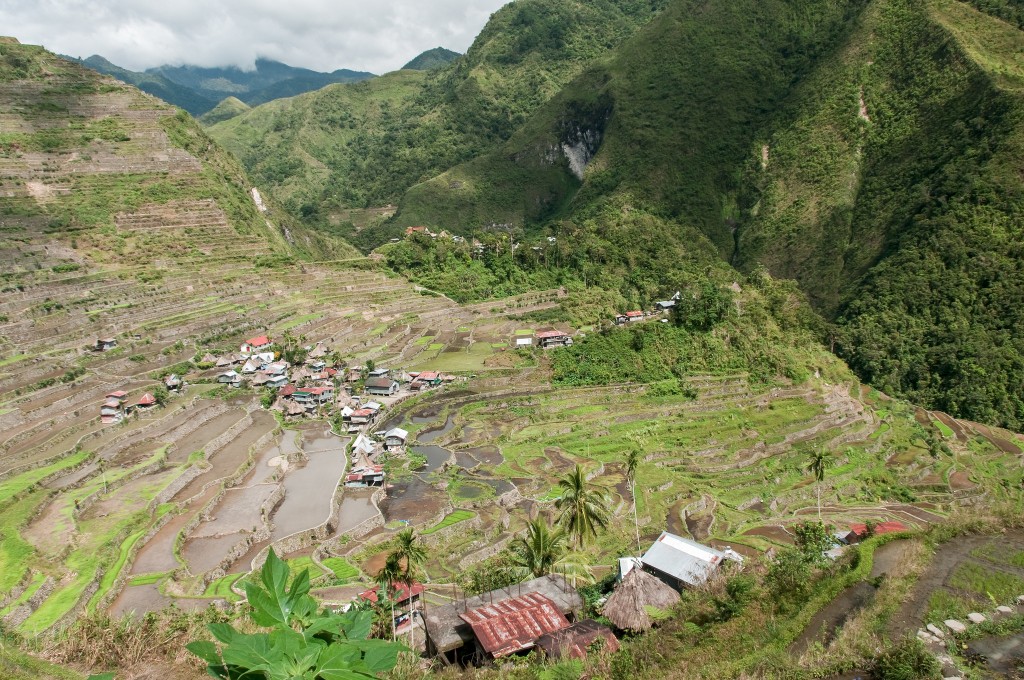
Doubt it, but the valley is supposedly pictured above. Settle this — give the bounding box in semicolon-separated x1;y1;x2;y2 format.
3;1;1024;676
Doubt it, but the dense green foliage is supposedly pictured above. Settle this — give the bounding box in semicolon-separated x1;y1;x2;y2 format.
385;0;1024;429
401;48;461;71
552;272;837;386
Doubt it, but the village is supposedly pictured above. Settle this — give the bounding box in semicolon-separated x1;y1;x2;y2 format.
84;324;947;669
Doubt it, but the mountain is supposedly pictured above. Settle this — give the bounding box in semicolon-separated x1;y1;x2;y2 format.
69;55;375;115
69;54;218;115
402;47;461;70
197;95;251;126
385;0;1024;429
207;0;669;241
148;58;375;105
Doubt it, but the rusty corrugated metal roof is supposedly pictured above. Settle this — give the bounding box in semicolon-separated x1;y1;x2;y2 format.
536;619;620;660
459;592;569;658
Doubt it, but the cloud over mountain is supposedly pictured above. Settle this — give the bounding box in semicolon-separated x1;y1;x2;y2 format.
0;0;508;73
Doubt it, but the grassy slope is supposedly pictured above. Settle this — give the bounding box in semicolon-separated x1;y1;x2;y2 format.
207;0;667;227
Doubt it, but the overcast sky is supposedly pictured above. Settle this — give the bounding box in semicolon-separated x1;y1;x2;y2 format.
0;0;511;74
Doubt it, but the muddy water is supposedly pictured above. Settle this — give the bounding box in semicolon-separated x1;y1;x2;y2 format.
380;478;447;525
967;632;1024;675
130;486;219;574
183;534;243;573
269;429;348;541
411;445;451;472
417;414;455;443
193;485;274;537
333;487;379;535
245;430;300;485
110;583;211;619
465;445;502;466
454;451;479;469
171;411;276;502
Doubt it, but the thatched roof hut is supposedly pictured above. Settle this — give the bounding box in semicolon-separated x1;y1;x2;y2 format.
602;567;681;632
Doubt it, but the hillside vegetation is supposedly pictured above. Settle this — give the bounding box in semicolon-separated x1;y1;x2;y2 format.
206;0;668;239
382;0;1024;430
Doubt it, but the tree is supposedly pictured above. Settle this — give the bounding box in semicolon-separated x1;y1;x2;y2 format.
804;448;834;520
508;518;593;584
375;553;403;642
152;384;169;407
555;464;610;549
188;550;404;679
391;529;427;652
624;448;643;554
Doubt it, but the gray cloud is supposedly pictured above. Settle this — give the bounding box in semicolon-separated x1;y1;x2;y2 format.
0;0;510;74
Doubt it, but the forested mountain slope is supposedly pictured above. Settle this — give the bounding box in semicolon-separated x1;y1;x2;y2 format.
387;0;1024;429
206;0;668;230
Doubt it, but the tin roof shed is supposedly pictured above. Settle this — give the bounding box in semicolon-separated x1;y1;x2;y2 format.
459;592;569;658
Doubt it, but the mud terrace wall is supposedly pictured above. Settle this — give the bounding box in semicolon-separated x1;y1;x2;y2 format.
96;508;179;610
457;534;515;571
3;576;55;628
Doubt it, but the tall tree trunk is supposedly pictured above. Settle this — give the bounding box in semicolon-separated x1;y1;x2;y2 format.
817;483;822;520
632;479;641;554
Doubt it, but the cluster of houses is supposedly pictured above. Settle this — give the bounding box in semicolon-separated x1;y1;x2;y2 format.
613;291;681;326
99;389;159;424
411;530;742;665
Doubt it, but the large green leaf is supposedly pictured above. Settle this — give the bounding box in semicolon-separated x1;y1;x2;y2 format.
186;640;222;665
335;610;373;641
246;581;290;627
349;639;404;672
261;549;290;601
221;633;281;672
314;644;375;680
208;623;242;645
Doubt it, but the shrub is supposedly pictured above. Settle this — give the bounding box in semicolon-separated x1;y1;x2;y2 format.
871;638;941;680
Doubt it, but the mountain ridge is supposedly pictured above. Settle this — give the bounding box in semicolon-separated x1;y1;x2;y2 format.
67;54;375;115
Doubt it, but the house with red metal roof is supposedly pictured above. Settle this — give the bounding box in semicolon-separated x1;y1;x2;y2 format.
240;335;272;353
136;392;157;408
535;329;573;349
423;574;582;663
845;521;908;543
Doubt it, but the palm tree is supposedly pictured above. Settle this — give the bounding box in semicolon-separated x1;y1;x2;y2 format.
624;448;643;554
555;464;610;549
391;529;427;652
509;518;593;584
375;553;403;641
805;449;834;520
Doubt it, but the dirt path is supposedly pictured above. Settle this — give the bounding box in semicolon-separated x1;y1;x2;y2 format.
886;533;1024;638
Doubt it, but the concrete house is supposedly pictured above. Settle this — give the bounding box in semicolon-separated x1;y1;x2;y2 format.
365;377;399;396
241;335;272;354
535;330;573;349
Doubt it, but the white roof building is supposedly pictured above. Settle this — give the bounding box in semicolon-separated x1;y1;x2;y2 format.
641;532;743;589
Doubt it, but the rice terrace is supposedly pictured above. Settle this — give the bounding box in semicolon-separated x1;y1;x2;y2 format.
3;8;1024;679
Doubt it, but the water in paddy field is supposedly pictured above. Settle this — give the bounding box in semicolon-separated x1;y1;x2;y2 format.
415;414;455;443
270;428;348;541
410;445;451;473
